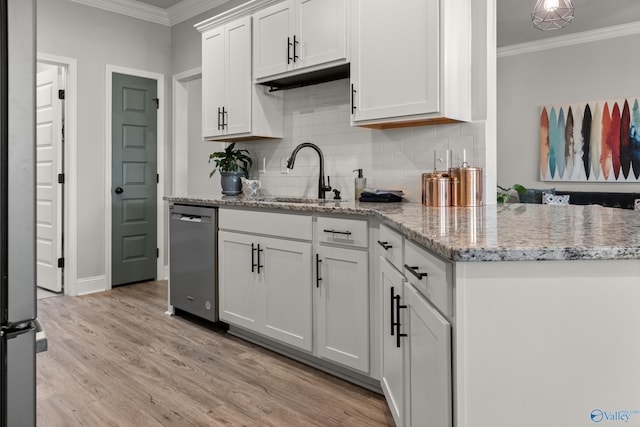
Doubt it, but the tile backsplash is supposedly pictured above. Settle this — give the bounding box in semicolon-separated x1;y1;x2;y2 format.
239;79;486;203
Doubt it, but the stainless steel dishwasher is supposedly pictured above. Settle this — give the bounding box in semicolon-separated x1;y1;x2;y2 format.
169;204;217;321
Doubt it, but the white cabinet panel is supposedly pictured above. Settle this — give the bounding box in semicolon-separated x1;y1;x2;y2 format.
404;281;452;427
296;0;347;70
218;231;260;329
262;236;313;351
202;27;225;138
253;2;292;79
351;0;471;128
316;245;369;372
380;257;406;427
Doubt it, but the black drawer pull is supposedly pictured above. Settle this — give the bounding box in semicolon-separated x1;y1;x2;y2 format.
377;240;392;250
395;294;407;348
323;229;352;236
404;264;428;280
251;243;257;272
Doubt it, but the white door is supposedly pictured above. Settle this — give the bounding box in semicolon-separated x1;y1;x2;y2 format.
296;0;347;69
316;245;369;372
36;66;63;292
261;236;313;351
202;26;225;139
404;282;452;427
381;258;405;427
224;16;252;136
351;0;440;122
253;1;293;79
218;231;260;330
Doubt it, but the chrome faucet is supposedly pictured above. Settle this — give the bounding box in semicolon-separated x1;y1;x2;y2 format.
286;142;332;199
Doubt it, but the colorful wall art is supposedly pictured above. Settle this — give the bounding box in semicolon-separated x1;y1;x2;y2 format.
539;98;640;181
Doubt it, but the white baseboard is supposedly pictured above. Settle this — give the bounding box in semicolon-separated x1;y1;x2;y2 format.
75;275;107;296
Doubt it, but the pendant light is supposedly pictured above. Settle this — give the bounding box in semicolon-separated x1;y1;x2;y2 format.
531;0;574;31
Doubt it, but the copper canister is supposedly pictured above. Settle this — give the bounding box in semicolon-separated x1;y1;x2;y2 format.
424;172;451;207
457;166;483;206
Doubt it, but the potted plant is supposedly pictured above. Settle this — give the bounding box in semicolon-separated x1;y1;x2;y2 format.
497;184;526;203
209;142;253;195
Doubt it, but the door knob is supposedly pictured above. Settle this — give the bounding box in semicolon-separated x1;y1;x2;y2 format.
114;187;124;194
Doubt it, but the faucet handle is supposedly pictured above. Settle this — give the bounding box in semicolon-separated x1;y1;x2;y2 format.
322;176;332;192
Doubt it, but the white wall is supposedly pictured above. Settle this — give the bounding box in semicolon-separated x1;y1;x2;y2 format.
37;0;171;281
497;32;640;192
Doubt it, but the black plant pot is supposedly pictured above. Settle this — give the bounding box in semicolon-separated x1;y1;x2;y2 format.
220;171;244;196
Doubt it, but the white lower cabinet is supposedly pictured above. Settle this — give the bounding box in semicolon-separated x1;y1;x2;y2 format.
218;229;313;351
381;257;406;427
379;223;453;427
316;245;369;372
403;281;451;427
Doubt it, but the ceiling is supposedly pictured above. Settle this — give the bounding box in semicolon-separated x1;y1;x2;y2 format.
497;0;640;47
78;0;640;46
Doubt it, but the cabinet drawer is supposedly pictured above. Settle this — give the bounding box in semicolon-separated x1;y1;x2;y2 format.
378;224;403;270
317;216;367;247
219;208;312;240
404;240;453;318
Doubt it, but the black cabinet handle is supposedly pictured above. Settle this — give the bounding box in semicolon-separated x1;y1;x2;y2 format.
251;243;257;272
377;240;392;250
404;264;428;280
217;107;222;130
257;244;264;273
221;106;227;129
114;187;123;194
287;36;293;64
323;229;352;236
351;84;357;114
316;253;322;288
390;286;396;336
395;295;407;348
293;35;299;62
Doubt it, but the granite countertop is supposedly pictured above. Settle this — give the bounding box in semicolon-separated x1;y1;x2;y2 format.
164;195;640;262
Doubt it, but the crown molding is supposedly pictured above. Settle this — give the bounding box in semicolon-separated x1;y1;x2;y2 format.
498;21;640;58
71;0;227;27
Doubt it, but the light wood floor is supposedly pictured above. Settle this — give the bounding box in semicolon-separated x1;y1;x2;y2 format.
36;281;394;426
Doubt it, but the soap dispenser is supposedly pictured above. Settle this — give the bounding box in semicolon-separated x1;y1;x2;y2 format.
353;169;366;200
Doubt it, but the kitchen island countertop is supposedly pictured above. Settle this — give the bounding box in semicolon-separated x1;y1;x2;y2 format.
164;195;640;262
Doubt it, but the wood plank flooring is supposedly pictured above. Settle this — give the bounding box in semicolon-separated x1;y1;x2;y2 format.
36;281;394;426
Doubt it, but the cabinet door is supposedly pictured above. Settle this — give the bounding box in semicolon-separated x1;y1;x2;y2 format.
224;16;252;135
261;236;313;351
380;258;405;427
316;246;369;372
202;27;225;138
218;231;260;331
403;282;452;427
351;0;439;123
253;1;293;79
296;0;347;69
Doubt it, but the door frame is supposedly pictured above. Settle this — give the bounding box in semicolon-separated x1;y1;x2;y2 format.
171;67;201;196
105;65;165;291
37;53;77;296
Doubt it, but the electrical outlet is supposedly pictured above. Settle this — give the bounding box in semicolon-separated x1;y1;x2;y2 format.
280;157;289;174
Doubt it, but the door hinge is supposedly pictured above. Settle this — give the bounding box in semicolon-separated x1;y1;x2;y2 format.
58;173;65;184
57;257;64;268
156;248;159;258
58;89;65;100
153;98;159;109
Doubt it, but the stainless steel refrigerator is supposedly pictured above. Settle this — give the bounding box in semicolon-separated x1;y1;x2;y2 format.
0;0;38;425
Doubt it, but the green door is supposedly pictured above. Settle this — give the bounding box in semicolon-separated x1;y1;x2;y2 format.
112;73;157;286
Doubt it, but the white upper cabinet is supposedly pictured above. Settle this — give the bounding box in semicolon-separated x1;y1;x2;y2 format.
350;0;471;129
253;0;348;82
198;15;283;141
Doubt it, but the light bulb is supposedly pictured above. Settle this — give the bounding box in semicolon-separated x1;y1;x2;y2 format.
544;0;559;11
